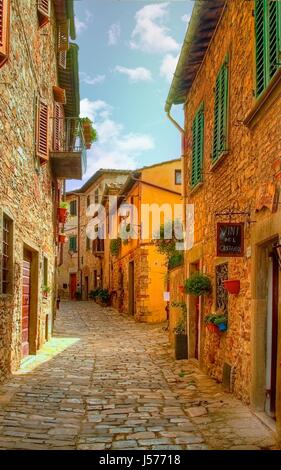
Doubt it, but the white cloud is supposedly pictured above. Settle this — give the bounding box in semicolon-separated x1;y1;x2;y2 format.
108;23;121;46
75;10;93;35
181;14;191;24
80;72;106;86
115;66;152;82
130;3;179;54
160;53;179;82
79;98;155;182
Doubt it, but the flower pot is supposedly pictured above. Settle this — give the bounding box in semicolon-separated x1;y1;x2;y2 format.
207;323;219;333
58;207;68;224
58;234;67;244
223;279;240;295
175;334;188;360
218;322;227;332
43;291;48;299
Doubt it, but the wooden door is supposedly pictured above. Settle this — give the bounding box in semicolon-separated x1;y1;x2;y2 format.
128;261;135;315
70;273;77;300
266;253;279;418
22;255;31;357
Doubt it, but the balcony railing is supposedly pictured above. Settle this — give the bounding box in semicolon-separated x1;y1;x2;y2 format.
50;117;87;179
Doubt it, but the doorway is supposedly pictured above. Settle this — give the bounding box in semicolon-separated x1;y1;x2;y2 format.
128;261;135;315
85;276;89;300
265;251;279;418
189;262;200;359
70;273;77;300
22;253;32;357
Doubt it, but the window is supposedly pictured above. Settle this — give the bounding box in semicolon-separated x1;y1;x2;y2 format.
255;0;281;97
212;56;229;163
95;189;99;204
175;170;182;185
36;98;49;163
0;0;10;68
37;0;50;28
69;200;77;216
1;214;12;294
87;195;91;207
69;236;77;252
191;104;204;187
86;236;90;251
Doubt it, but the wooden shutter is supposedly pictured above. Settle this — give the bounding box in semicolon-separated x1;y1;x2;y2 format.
191;104;204;187
36;98;49;163
69;236;77;252
0;0;10;68
58;50;67;69
255;0;281;96
53;103;64;152
37;0;50;28
212;58;229;162
58;21;69;52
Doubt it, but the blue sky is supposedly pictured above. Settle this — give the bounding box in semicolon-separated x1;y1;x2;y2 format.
67;0;193;190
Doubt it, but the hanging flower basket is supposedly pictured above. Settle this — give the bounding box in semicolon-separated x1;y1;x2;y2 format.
58;233;67;244
57;207;68;224
223;279;240;295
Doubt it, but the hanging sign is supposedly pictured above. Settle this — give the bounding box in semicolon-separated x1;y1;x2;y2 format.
217;222;244;257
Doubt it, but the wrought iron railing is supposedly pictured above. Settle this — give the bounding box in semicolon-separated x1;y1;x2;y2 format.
52;117;87;174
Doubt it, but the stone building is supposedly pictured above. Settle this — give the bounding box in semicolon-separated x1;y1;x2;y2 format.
109;159;182;323
166;0;281;438
58;169;130;300
0;0;84;381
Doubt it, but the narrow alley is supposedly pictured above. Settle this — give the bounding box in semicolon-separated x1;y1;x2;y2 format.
0;302;278;450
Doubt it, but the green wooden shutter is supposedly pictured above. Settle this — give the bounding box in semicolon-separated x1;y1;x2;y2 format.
255;0;281;97
191;104;204;187
212;57;229;162
69;236;77;252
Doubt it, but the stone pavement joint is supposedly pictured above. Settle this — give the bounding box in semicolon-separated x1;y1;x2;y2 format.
0;301;279;450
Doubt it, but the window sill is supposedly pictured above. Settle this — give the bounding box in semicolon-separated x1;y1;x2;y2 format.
189;181;203;196
210;151;229;171
244;68;281;129
0;293;13;300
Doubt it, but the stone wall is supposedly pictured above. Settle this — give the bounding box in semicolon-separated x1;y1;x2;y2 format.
182;0;281;404
0;2;62;380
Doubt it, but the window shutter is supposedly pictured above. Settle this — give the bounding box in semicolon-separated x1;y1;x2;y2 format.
37;0;50;28
212;58;229;162
69;236;77;252
36;99;49;163
53;103;64;152
255;0;281;96
58;50;67;69
58;21;69;52
191;104;204;187
0;0;10;68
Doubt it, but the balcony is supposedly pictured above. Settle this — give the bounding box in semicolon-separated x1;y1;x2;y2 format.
50;117;87;180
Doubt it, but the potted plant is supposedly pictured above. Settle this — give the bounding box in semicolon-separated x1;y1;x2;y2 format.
214;314;228;332
223;279;240;295
80;117;98;149
184;272;212;296
110;238;121;257
204;312;227;333
96;288;110;306
58;233;67;244
89;288;102;300
58;201;69;224
172;301;188;360
42;285;51;299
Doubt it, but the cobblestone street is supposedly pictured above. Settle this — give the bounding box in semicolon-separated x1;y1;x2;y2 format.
0;302;279;450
